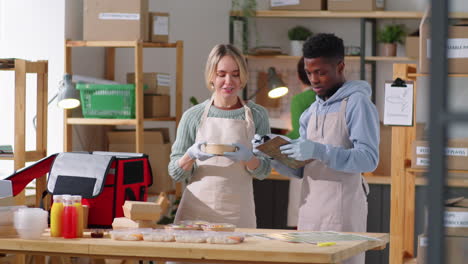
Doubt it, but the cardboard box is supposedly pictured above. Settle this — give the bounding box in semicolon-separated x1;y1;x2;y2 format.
411;139;468;171
144;95;170;118
156;192;170;216
108;129;173;194
83;0;149;41
270;0;326;10
328;0;384;11
420;16;468;74
445;206;468;237
445;236;468;264
123;201;161;221
406;36;419;58
127;72;170;95
418;234;468;264
111;217;157;229
149;12;169;43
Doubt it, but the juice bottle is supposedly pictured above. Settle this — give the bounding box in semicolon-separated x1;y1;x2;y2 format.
71;195;84;237
50;195;64;237
62;195;77;239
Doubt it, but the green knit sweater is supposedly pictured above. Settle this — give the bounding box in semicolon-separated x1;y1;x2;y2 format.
286;89;316;140
168;99;272;182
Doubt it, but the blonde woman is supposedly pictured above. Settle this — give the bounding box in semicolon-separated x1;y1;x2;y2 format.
168;44;271;228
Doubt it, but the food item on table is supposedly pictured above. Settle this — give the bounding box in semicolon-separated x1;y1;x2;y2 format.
174;230;207;243
202;223;236;232
142;229;175;242
206;232;245;244
165;223;202;231
90;229;105;238
109;228;151;241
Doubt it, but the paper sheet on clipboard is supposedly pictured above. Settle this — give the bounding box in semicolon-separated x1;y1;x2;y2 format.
383;80;414;126
256;136;313;169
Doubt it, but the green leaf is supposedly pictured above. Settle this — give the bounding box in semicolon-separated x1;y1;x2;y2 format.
288;26;313;41
377;24;406;44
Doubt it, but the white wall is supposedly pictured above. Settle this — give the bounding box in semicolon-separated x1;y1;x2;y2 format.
0;0;66;176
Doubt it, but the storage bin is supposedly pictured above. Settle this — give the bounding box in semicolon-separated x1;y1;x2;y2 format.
77;83;146;119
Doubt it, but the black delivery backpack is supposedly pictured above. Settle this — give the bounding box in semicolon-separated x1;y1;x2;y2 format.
5;151;153;228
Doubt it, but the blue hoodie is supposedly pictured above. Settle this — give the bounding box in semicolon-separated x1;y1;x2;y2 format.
298;80;380;173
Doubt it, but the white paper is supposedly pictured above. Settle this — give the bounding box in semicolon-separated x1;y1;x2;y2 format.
445;211;468;227
271;0;300;7
153;16;169;35
419;236;428;247
416;146;468;156
376;0;384;8
383;82;414;126
0;180;12;198
157;73;171;87
416;157;429;166
427;38;468;58
99;13;140;21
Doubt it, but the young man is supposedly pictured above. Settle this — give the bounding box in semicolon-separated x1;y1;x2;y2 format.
264;33;380;264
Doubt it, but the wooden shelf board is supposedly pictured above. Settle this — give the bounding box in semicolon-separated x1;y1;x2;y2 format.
366;56;416;62
407;168;468;187
408;73;468;77
231;10;425;19
144;117;177;122
0;156;14;160
246;55;414;62
66;118;138;125
66;40;177;48
0;68;14;71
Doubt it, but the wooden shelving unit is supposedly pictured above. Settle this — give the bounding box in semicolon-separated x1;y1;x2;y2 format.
0;59;48;206
390;63;468;264
246;54;416;62
231;10;425;19
64;40;184;153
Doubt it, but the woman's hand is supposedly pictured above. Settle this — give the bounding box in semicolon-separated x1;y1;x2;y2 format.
186;141;215;161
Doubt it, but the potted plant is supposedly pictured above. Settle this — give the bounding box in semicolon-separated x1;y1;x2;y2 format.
288;26;312;56
377;24;406;57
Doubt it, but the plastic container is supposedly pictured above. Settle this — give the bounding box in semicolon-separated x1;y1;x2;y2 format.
109;228;151;241
165;223;202;231
71;195;84;237
62;195;77;239
206;232;245;244
50;195;64;237
76;83;146;119
14;208;48;239
174;230;207;243
142;229;175;242
202;223;236;232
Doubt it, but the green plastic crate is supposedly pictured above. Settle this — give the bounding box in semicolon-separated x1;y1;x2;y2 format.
76;83;144;119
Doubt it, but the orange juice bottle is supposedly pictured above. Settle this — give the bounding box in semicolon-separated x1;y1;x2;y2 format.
50;195;64;237
71;195;84;237
62;195;77;239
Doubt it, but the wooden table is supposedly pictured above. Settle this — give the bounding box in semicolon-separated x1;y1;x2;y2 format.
0;229;388;264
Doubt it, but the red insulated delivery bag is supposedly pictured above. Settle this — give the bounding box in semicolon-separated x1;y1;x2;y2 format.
5;151;153;228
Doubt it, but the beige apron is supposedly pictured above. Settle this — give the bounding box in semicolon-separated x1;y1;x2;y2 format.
298;98;368;264
174;96;256;228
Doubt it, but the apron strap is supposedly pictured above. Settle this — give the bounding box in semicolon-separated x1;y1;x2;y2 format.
339;97;349;115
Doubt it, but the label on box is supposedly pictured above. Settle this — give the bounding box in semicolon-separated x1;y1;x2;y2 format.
445;211;468;227
153;16;169;35
99;13;140;21
416;157;429;166
157;74;171;87
419;236;428;246
427;38;468;58
376;0;384;8
271;0;300;7
416;146;468;156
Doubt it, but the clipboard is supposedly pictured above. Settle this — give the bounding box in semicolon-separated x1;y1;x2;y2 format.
256;136;313;169
383;78;414;126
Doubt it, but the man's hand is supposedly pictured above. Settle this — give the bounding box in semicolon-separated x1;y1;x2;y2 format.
280;138;317;161
186;141;215;161
224;143;254;162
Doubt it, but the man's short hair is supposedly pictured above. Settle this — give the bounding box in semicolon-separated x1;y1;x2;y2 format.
302;33;344;62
